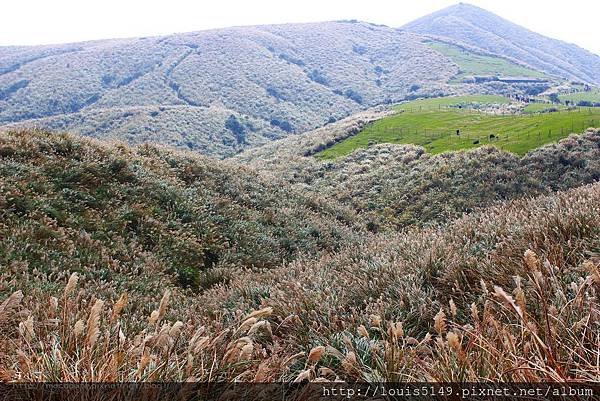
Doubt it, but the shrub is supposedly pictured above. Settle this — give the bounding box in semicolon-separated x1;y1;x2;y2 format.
307;69;330;86
279;53;305;66
270;118;294;133
344;89;363;104
352;45;367;55
225;115;246;144
548;93;560;104
266;86;286;100
0;80;29;100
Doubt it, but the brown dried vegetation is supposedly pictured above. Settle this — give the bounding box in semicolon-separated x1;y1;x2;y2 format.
1;129;600;382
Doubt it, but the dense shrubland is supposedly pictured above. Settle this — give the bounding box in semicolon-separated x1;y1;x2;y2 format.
0;130;365;293
2;105;288;158
240;123;600;228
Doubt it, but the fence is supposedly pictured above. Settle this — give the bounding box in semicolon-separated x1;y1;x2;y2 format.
365;113;599;148
396;104;599;115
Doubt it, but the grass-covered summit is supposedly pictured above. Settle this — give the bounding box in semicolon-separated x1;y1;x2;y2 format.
403;2;600;85
426;41;549;83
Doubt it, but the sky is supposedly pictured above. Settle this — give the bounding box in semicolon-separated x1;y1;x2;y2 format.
2;0;599;56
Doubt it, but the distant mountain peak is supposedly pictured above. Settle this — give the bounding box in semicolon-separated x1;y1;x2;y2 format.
420;2;495;16
403;4;600;85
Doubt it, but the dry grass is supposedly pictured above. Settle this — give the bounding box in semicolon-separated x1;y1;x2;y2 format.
2;179;600;382
0;129;365;291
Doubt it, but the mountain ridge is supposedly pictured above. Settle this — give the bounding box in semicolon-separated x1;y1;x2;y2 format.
0;21;458;156
1;4;598;156
402;3;600;85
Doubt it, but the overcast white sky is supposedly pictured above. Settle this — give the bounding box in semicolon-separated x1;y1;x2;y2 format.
2;0;599;55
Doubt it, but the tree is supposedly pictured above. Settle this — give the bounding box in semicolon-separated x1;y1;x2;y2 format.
548;93;560;104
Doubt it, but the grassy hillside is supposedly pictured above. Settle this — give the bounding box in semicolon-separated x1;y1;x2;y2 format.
403;3;600;85
522;103;567;113
394;94;510;109
0;129;365;292
317;96;600;158
561;88;600;104
2;179;599;382
312;131;600;227
427;41;548;82
0;23;459;156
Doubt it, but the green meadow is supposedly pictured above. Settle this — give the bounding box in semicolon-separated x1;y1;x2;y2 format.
427;41;549;82
560;89;600;104
522;103;568;113
317;96;600;159
394;94;510;110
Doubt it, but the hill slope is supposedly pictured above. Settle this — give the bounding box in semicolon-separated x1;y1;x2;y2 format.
0;23;456;156
402;3;600;85
3;175;600;382
3;6;594;157
236;109;600;229
316;96;600;158
0;129;365;291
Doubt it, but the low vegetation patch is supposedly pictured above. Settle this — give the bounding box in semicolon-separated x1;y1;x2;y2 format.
522;103;567;113
560;88;600;105
309;130;600;228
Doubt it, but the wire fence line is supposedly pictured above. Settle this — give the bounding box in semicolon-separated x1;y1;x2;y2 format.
396;104;600;114
365;118;599;146
367;105;600;145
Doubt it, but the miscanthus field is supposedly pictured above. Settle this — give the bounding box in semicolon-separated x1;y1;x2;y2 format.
1;124;600;384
